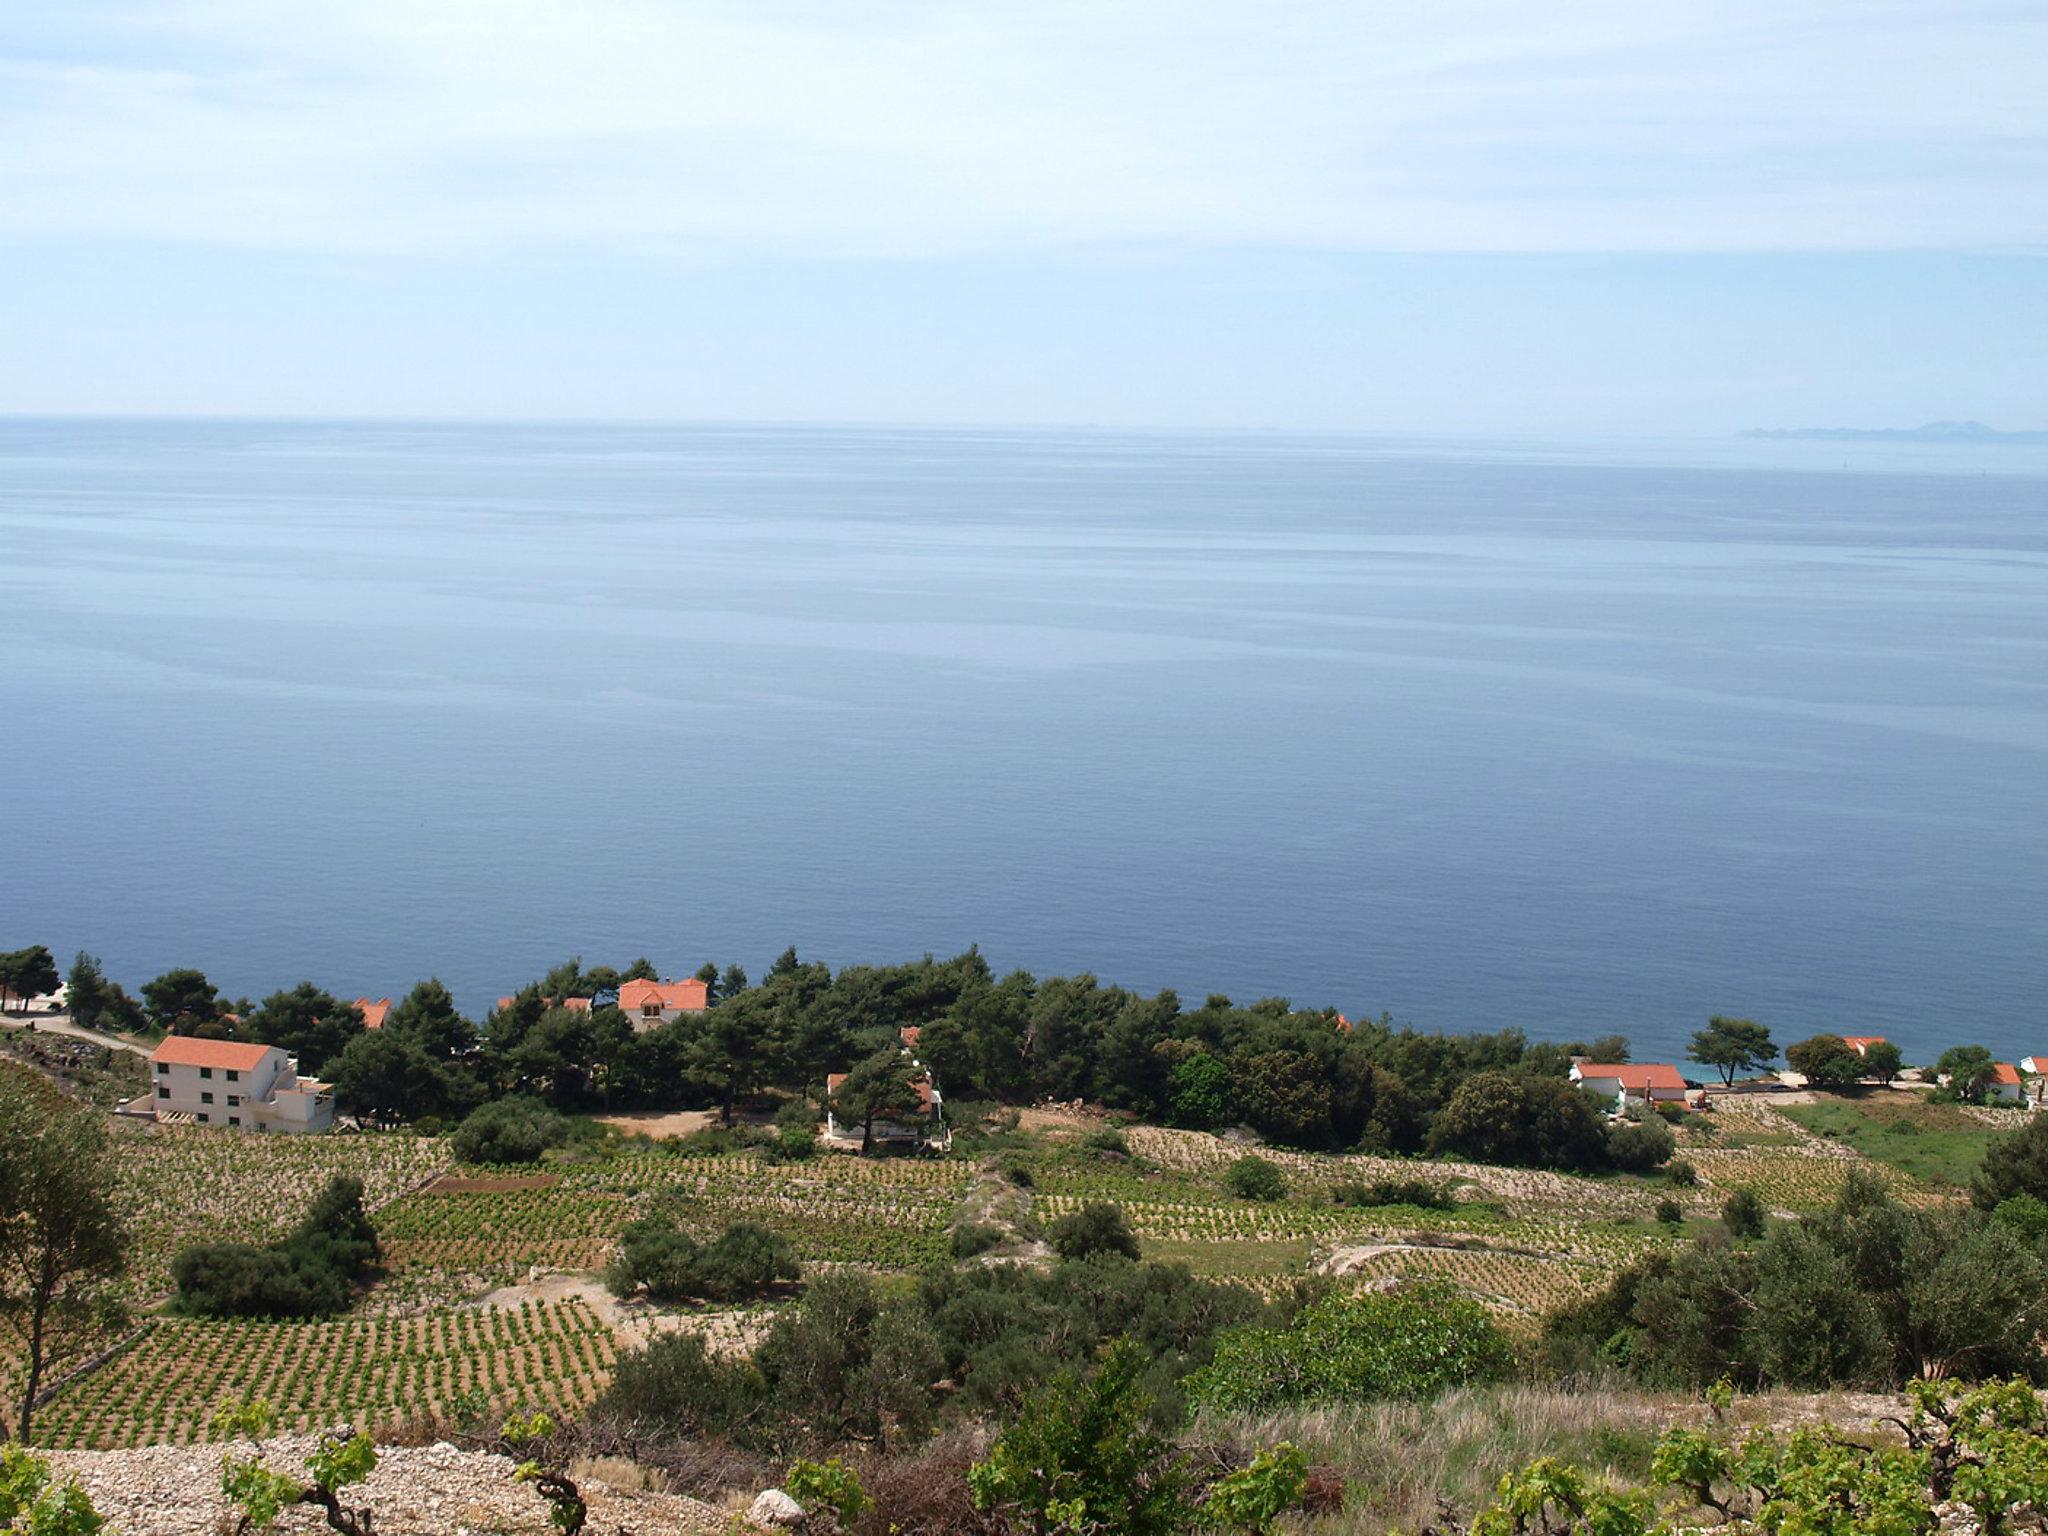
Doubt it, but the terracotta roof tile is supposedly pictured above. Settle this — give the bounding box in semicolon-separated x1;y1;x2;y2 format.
151;1036;277;1072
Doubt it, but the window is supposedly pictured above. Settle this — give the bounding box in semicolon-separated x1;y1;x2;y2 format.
196;1113;209;1123
200;1091;214;1105
227;1094;240;1107
155;1062;168;1075
228;1116;241;1127
199;1066;213;1079
156;1086;169;1100
227;1069;240;1082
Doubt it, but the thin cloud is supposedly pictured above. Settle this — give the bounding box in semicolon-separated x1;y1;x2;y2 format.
1;0;2043;257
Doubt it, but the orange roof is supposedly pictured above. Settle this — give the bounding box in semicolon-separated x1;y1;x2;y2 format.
899;1026;922;1049
355;997;392;1030
1993;1062;2023;1086
1840;1035;1888;1051
1334;1013;1354;1034
151;1036;276;1072
1574;1062;1687;1091
826;1071;937;1113
493;994;590;1013
618;978;709;1013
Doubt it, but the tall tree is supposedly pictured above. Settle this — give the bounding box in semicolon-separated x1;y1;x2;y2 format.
0;947;59;1015
383;978;473;1058
244;984;363;1077
0;1071;129;1441
1689;1016;1777;1087
828;1049;928;1155
139;968;223;1035
61;954;145;1036
1935;1045;1998;1103
1786;1033;1864;1089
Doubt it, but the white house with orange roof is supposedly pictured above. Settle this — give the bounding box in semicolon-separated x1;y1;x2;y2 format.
1569;1061;1689;1111
1840;1035;1888;1058
1988;1062;2027;1105
616;977;710;1032
146;1036;335;1132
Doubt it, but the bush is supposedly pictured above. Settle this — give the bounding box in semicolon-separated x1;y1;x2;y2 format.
785;1457;871;1528
996;1151;1036;1188
1722;1187;1767;1239
1225;1156;1286;1202
1654;1198;1684;1225
969;1337;1190;1536
1186;1282;1514;1413
1992;1194;2048;1243
593;1331;765;1438
1330;1177;1454;1211
950;1223;1005;1260
1606;1115;1676;1172
1974;1113;2048;1210
605;1217;799;1303
1666;1158;1698;1187
411;1115;443;1139
173;1176;379;1319
1050;1203;1142;1263
1083;1127;1131;1158
449;1096;568;1165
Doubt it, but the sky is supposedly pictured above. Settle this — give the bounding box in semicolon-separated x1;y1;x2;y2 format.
1;1;2044;432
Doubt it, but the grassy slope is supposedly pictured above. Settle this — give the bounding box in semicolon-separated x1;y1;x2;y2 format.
1779;1092;1999;1189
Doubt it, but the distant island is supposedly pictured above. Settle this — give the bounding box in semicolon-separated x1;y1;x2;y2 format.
1743;420;2048;444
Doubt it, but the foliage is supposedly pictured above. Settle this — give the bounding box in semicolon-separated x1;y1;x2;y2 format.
62;953;144;1035
968;1337;1191;1536
786;1457;873;1528
1936;1045;2000;1104
1604;1114;1675;1173
0;1443;105;1536
1785;1034;1864;1089
1186;1281;1514;1414
1050;1202;1143;1263
1198;1443;1309;1534
1721;1187;1766;1238
1430;1072;1610;1173
172;1176;379;1319
950;1222;1006;1260
1688;1016;1776;1087
0;947;60;1014
602;1216;798;1302
1991;1194;2048;1243
0;1072;130;1441
449;1096;569;1164
214;1396;377;1536
1547;1173;2048;1391
140;968;223;1035
1224;1156;1286;1202
1329;1177;1455;1211
1975;1112;2048;1211
1665;1158;1697;1187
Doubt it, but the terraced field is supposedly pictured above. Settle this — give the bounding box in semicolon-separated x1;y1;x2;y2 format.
31;1299;613;1450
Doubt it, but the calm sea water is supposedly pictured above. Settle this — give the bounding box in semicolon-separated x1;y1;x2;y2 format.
2;419;2045;1068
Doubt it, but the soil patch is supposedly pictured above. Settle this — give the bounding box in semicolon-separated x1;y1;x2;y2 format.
426;1172;560;1194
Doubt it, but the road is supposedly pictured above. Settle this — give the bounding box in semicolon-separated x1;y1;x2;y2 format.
0;1012;153;1058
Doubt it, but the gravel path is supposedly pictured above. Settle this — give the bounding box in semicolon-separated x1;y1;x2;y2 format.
44;1437;736;1535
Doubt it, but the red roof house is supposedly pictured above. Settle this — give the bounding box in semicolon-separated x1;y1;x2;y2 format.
355;997;392;1030
617;978;709;1031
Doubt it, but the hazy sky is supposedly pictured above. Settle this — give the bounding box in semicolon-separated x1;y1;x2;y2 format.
3;1;2044;431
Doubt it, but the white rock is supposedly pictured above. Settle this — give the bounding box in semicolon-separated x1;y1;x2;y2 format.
749;1487;806;1526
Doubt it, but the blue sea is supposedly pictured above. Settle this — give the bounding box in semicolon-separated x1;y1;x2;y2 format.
2;419;2045;1068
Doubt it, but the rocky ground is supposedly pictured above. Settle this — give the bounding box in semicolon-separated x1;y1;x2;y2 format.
44;1436;736;1535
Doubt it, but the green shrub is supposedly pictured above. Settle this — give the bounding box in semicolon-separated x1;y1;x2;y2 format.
950;1222;1005;1260
172;1176;379;1319
1654;1198;1683;1225
0;1443;105;1536
1722;1187;1767;1239
1225;1155;1286;1202
449;1096;568;1165
1186;1281;1514;1413
1665;1158;1698;1187
1050;1202;1142;1263
1084;1127;1132;1157
969;1337;1190;1536
1992;1193;2048;1243
786;1457;872;1527
411;1115;443;1139
1330;1177;1454;1211
1606;1114;1676;1172
604;1217;798;1302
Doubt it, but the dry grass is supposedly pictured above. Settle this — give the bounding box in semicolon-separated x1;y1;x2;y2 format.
1196;1383;1665;1533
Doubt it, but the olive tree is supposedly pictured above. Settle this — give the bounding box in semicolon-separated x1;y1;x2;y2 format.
0;1072;129;1441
